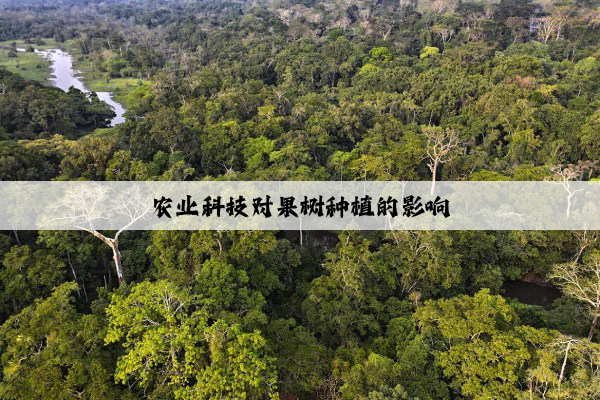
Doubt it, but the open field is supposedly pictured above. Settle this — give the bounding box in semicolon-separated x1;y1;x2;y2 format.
0;39;58;83
0;49;49;83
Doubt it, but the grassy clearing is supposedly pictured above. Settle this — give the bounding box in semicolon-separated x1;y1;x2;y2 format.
0;38;61;50
63;40;148;105
0;39;60;83
0;49;50;83
0;51;50;84
0;38;146;107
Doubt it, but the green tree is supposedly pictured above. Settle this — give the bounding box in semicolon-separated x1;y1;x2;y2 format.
0;283;119;399
264;318;328;396
105;280;278;399
376;231;463;297
0;245;66;316
302;232;383;346
414;290;552;398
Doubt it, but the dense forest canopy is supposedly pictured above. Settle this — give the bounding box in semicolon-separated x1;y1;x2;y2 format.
1;0;600;399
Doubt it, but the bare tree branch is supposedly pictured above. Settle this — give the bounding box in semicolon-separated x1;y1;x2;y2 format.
51;183;153;285
549;254;600;340
423;126;460;195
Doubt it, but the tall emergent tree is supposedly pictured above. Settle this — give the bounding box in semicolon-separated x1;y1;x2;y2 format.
546;161;597;218
546;165;583;218
40;184;154;285
423;126;459;195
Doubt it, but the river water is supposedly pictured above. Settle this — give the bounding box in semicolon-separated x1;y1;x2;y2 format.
19;48;126;126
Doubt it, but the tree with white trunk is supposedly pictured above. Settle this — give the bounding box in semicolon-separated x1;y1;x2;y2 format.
538;6;572;43
423;126;459;195
40;184;154;285
545;161;598;218
433;25;454;47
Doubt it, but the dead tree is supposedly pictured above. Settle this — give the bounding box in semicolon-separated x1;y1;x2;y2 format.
434;26;455;47
551;162;598;218
56;184;152;286
423;126;459;195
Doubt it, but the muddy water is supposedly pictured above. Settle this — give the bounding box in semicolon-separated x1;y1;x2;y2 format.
502;280;561;309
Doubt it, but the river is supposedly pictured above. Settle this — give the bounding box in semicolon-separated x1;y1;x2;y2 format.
19;48;126;126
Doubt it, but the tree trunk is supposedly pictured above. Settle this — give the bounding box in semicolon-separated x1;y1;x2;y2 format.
103;257;112;287
400;181;408;204
400;181;408;216
574;241;589;264
431;163;438;195
82;280;88;301
13;229;20;245
109;239;125;286
66;251;80;298
589;307;599;340
558;341;571;385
